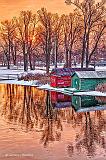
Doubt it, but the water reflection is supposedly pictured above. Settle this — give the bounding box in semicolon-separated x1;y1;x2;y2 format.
68;111;106;157
0;84;106;159
72;95;106;112
51;91;71;108
40;91;63;146
0;84;46;132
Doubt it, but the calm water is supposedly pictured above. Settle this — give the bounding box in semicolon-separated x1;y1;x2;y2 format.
0;84;106;160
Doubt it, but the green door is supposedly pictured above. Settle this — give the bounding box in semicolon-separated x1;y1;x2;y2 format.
74;78;79;90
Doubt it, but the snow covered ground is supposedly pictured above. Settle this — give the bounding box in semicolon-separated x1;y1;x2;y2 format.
0;65;106;75
95;66;106;71
0;66;46;76
38;84;69;93
74;91;106;96
0;66;46;81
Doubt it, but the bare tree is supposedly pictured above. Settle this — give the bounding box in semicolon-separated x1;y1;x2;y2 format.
37;8;53;74
65;0;106;68
16;11;38;71
62;11;82;67
0;19;16;68
52;14;63;68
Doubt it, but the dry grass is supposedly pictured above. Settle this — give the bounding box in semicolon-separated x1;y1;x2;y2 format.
96;83;106;92
18;73;50;85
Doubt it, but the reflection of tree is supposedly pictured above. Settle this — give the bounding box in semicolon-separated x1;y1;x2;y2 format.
19;86;33;129
2;84;17;121
17;86;46;131
0;85;64;146
76;112;96;156
67;111;106;157
0;84;46;131
40;91;62;146
96;96;106;104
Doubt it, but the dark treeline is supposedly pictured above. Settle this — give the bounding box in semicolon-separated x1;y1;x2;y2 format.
0;0;106;73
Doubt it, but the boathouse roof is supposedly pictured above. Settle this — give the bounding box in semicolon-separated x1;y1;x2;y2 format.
73;71;106;79
51;68;95;76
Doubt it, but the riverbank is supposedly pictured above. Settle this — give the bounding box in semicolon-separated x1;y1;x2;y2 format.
0;65;106;86
0;65;49;85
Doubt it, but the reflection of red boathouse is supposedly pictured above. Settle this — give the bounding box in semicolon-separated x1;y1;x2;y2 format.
51;91;71;108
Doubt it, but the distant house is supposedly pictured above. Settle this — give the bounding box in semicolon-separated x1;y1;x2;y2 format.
72;71;106;91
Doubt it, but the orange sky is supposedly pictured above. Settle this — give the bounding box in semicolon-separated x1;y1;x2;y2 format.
0;0;101;21
0;0;73;21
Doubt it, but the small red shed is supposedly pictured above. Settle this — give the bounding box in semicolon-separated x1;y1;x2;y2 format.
50;68;95;88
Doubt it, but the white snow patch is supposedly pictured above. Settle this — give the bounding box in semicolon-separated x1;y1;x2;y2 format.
74;91;106;97
0;80;38;86
95;66;106;71
38;84;106;96
38;84;75;95
0;66;46;77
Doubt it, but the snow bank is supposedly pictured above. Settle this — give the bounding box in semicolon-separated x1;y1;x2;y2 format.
38;84;106;96
74;91;106;96
38;84;74;95
0;66;46;77
96;66;106;71
0;80;39;86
